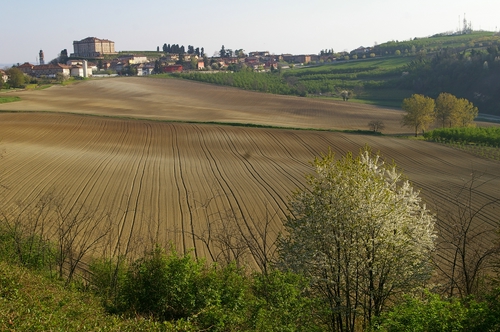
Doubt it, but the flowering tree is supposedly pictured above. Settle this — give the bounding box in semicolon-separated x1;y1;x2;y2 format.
278;148;436;331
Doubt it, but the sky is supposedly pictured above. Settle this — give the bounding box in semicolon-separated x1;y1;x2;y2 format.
1;0;499;66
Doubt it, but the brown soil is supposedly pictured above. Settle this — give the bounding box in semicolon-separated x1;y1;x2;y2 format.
0;78;498;272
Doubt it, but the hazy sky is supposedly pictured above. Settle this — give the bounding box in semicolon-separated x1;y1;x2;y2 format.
1;0;498;65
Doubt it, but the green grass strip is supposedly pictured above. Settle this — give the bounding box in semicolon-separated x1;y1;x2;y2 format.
0;96;21;104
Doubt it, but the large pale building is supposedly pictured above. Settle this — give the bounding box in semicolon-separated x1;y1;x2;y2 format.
71;37;116;58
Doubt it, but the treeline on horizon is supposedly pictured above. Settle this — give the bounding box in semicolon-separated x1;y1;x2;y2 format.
176;31;500;115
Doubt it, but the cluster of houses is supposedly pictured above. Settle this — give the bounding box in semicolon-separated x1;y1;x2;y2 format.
16;60;95;79
4;37;373;81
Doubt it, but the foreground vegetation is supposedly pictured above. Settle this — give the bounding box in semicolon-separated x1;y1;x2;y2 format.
1;147;500;331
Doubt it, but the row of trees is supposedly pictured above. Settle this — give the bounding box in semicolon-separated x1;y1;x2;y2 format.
401;93;478;136
218;45;246;58
160;43;205;57
179;67;362;99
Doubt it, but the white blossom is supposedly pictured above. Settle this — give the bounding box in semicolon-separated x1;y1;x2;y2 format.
279;147;436;331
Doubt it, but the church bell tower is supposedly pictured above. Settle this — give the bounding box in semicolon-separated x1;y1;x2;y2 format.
39;50;45;65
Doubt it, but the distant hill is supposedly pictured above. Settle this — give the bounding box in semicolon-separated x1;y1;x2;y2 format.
380;31;500;115
179;31;500;115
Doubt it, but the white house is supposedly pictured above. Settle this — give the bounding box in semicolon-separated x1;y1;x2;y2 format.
0;69;7;83
70;65;84;77
136;63;155;76
69;60;93;78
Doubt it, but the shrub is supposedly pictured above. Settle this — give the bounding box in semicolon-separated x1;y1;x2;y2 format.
373;290;500;332
118;245;249;329
424;127;500;147
249;270;326;331
0;222;56;271
88;256;128;313
123;245;203;320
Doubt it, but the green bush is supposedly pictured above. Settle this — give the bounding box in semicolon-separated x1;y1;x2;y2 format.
424;127;500;147
373;290;500;332
373;292;468;332
248;270;326;331
0;223;56;271
88;245;328;330
88;256;128;312
116;245;249;329
123;245;201;320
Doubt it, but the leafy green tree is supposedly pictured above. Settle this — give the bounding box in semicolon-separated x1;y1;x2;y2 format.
401;94;436;136
6;67;25;88
452;98;478;127
435;93;478;128
435;92;458;128
235;49;246;58
190;56;198;70
219;45;226;58
278;148;436;332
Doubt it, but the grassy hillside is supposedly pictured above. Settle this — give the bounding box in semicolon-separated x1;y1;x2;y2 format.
178;31;500;114
375;31;499;55
0;261;167;331
286;56;415;107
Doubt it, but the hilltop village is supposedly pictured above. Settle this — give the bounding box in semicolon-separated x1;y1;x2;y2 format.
8;36;366;79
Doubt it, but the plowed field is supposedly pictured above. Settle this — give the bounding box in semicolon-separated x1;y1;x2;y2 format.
0;78;499;269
